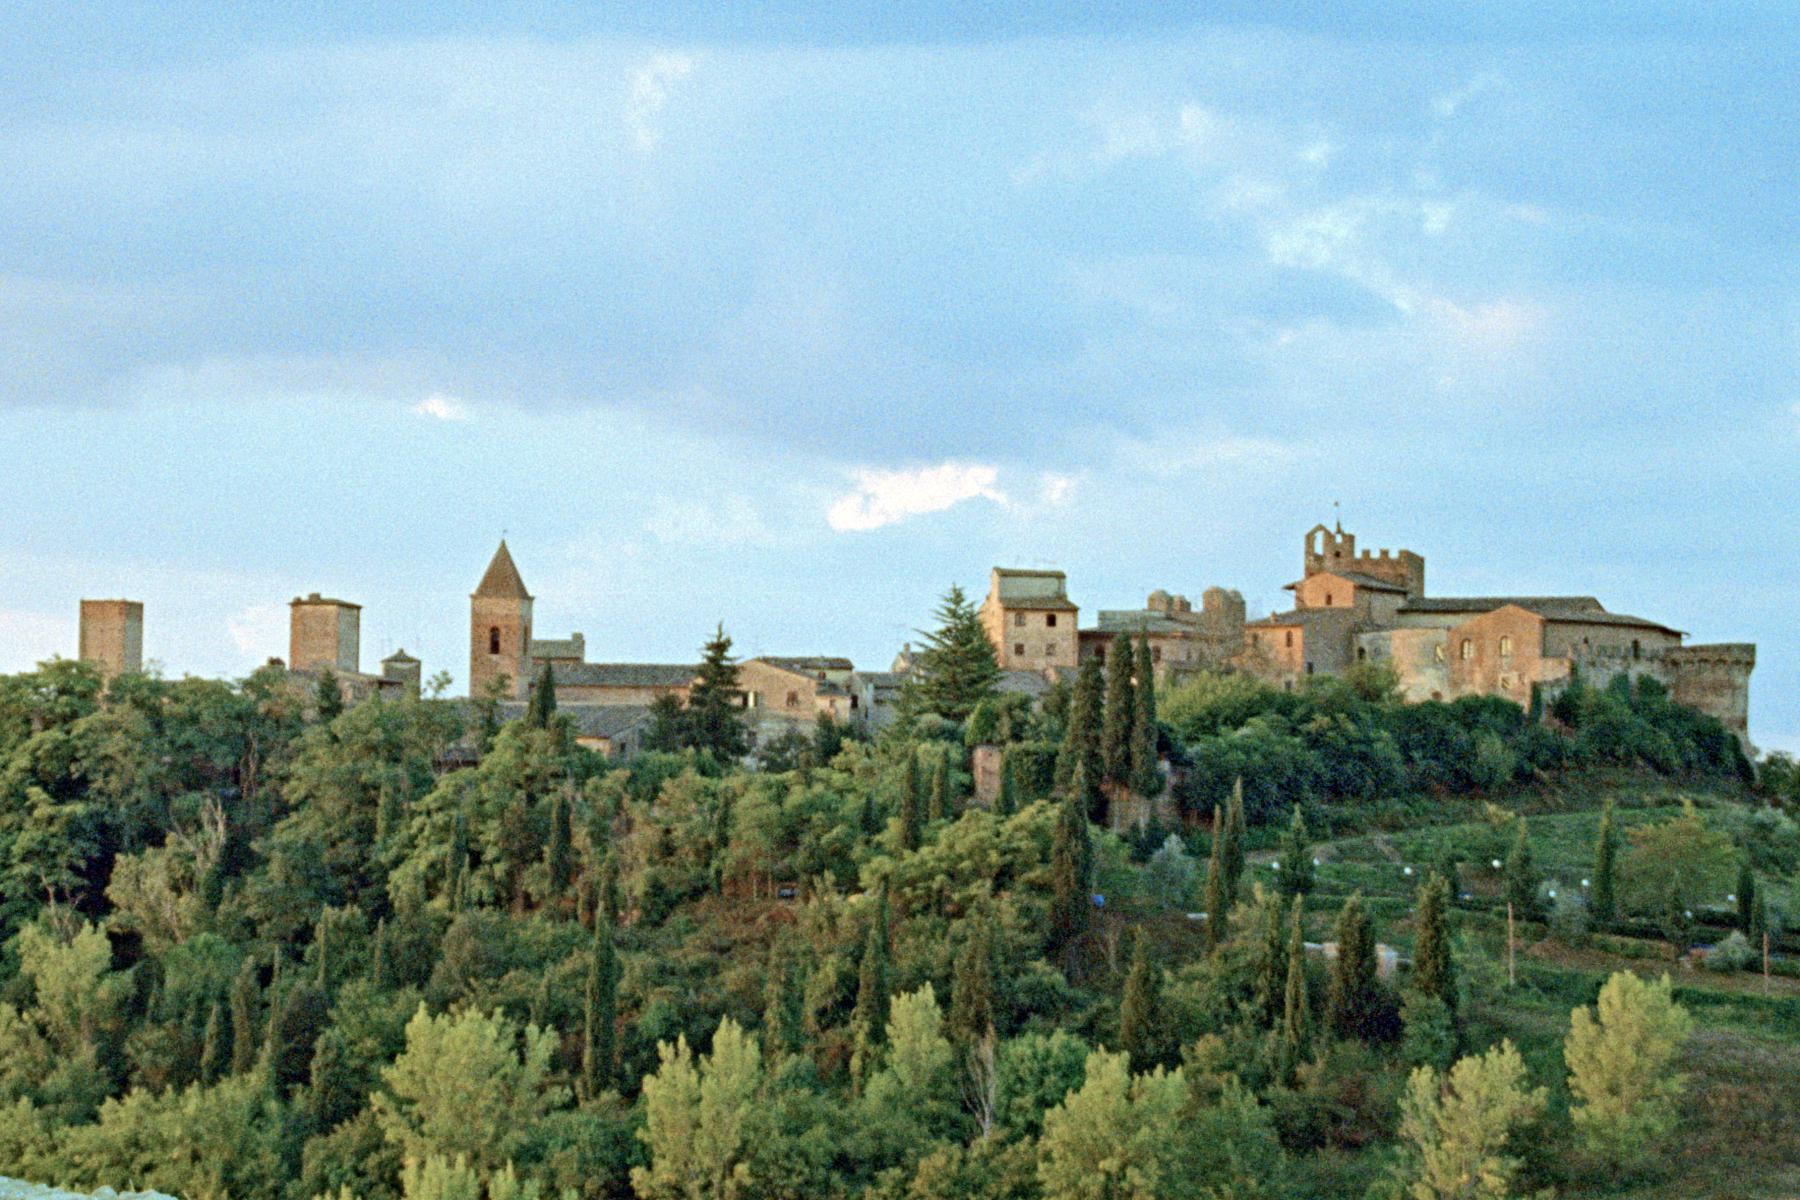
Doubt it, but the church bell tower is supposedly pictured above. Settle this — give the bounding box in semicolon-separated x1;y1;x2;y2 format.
470;540;533;699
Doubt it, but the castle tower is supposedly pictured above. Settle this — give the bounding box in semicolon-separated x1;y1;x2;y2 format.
1303;521;1424;598
382;648;423;698
289;594;361;674
470;540;533;699
79;599;143;678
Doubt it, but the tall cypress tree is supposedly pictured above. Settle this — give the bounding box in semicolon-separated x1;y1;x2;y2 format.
1118;926;1160;1070
996;749;1019;818
1278;899;1311;1080
928;753;950;822
948;915;996;1047
547;788;574;896
1129;636;1161;797
1223;779;1247;901
199;1002;229;1085
1101;634;1135;787
314;669;344;722
446;807;469;911
1204;806;1230;952
1277;805;1314;899
1505;818;1538;918
583;921;618;1098
898;751;924;851
1325;894;1379;1042
528;662;557;728
762;944;801;1061
1591;800;1618;923
1256;893;1289;1028
1738;862;1758;935
1412;873;1456;1017
229;959;260;1076
1049;794;1090;974
852;889;892;1050
1055;657;1105;820
598;850;621;927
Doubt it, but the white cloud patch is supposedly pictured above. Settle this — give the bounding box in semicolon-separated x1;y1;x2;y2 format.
227;604;288;659
627;53;695;151
411;394;468;421
1432;72;1503;119
1037;472;1077;507
828;462;1007;532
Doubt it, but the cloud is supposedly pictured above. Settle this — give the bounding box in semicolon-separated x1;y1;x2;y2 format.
411;394;468;421
827;462;1007;532
627;52;695;150
1037;472;1077;506
1432;72;1502;119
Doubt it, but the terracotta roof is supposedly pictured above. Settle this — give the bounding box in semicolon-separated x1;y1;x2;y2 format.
473;540;532;600
1286;570;1409;594
1398;596;1682;638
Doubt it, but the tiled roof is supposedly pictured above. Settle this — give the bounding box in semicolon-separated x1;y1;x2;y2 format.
756;656;856;673
1092;612;1198;635
551;662;698;688
997;669;1053;698
1398;595;1604;617
473;540;532;600
992;568;1078;611
381;648;420;663
494;701;654;740
530;637;585;660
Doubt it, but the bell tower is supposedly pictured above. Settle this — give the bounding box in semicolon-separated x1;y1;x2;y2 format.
470;540;533;699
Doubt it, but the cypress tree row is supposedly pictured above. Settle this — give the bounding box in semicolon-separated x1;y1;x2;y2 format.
1325;893;1379;1042
584;920;618;1098
1101;633;1135;787
1129;636;1161;798
1118;926;1160;1070
1412;873;1456;1017
1277;805;1314;899
1591;800;1618;923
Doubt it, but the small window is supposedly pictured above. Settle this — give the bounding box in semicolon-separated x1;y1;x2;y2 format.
1305;662;1314;675
1498;635;1513;658
1013;612;1025;627
850;695;858;709
1325;593;1334;607
1284;630;1294;648
1460;639;1474;661
1631;639;1641;660
1433;644;1445;663
1044;645;1054;657
488;627;501;654
1014;643;1025;657
1357;647;1367;662
1045;613;1057;628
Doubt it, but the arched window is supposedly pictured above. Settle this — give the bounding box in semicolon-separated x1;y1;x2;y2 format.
488;627;501;654
1460;639;1474;661
1498;635;1513;658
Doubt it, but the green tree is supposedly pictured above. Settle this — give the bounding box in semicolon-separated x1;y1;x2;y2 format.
1276;899;1311;1081
527;663;557;729
900;586;1001;726
584;921;619;1099
1129;636;1161;797
1036;1050;1195;1200
1055;657;1104;821
996;750;1019;818
315;669;345;722
1223;778;1246;901
1048;794;1091;975
1412;873;1457;1019
1504;818;1537;919
1592;799;1618;923
1619;799;1735;915
1277;805;1314;899
1737;860;1756;935
632;1019;762;1200
760;944;801;1062
948;915;996;1048
198;1002;229;1086
897;750;923;852
928;753;950;823
1565;971;1692;1173
374;1004;567;1172
546;788;574;897
1204;806;1231;952
1395;1040;1547;1200
1101;635;1135;788
1117;927;1161;1070
228;959;260;1076
686;625;748;761
1326;893;1381;1043
852;889;893;1068
1254;889;1290;1028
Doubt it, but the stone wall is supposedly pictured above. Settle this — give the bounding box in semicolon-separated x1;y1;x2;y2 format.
77;598;143;678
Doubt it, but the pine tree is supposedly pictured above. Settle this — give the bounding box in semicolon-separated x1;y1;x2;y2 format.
1277;805;1314;899
852;889;892;1051
1592;800;1618;923
1505;818;1537;919
686;623;749;760
199;1001;229;1085
314;669;344;722
1223;779;1247;901
527;662;557;728
899;585;1002;725
1204;806;1231;952
948;915;996;1047
1278;900;1310;1080
229;959;260;1076
996;749;1019;817
928;752;950;822
1737;861;1756;934
547;787;574;896
1049;794;1090;974
1117;927;1159;1069
1101;634;1135;787
1129;636;1161;797
583;921;618;1098
1412;873;1457;1018
1056;657;1105;820
898;750;924;851
1326;893;1379;1042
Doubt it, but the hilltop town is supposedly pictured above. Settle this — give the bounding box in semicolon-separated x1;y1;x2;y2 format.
70;520;1755;758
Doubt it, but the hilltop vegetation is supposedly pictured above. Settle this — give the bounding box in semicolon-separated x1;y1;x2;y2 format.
0;602;1791;1200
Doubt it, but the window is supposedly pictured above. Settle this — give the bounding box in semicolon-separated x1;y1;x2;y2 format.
1434;644;1445;663
1325;592;1334;607
850;695;859;709
488;627;501;654
1014;643;1025;657
1498;635;1513;658
1284;630;1294;648
1631;639;1641;660
1013;612;1025;627
1046;613;1057;628
1460;639;1474;661
1305;662;1314;675
1357;647;1367;662
1044;645;1054;657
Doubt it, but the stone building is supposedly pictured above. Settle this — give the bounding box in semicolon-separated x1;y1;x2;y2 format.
289;594;361;675
740;657;858;729
1078;586;1246;678
78;599;143;679
469;541;534;700
978;568;1079;672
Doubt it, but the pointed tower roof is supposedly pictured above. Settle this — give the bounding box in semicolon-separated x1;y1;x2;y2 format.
473;540;532;600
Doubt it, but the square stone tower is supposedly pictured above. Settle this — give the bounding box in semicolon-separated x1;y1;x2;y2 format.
470;541;533;699
289;594;362;674
78;599;143;678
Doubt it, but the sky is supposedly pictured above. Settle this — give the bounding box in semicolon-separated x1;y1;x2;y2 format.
1;5;1795;751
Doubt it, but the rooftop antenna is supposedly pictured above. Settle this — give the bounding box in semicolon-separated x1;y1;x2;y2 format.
1333;500;1342;533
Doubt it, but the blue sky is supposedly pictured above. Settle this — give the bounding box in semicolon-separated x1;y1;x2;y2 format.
1;6;1795;751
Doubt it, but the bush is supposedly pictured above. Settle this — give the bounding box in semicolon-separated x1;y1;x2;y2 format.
1705;931;1755;974
1548;889;1591;948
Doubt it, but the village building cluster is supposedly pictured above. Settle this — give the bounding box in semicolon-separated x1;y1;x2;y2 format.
69;522;1757;756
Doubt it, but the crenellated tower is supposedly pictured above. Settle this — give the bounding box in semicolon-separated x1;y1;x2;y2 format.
470;540;533;699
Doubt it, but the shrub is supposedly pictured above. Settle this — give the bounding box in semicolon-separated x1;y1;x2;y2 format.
1705;931;1755;974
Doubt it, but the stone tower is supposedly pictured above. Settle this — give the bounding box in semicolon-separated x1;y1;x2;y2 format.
289;594;361;674
382;648;423;698
1303;522;1424;598
470;540;533;700
79;599;144;679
